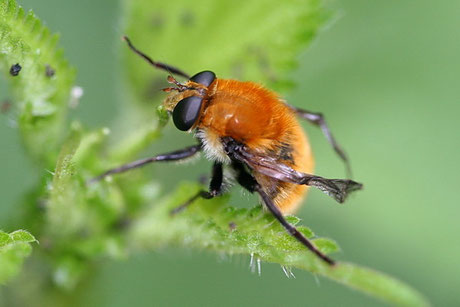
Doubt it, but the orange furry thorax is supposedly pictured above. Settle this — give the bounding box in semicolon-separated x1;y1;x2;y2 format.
194;79;315;214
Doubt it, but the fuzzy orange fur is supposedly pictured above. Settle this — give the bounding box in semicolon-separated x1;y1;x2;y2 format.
196;79;314;214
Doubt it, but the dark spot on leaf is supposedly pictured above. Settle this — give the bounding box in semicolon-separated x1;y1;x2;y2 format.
247;46;278;83
229;222;237;231
45;64;55;77
180;11;195;27
9;63;21;76
151;13;165;29
114;217;131;230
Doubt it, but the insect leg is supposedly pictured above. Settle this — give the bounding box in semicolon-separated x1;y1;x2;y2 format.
231;161;257;193
122;36;191;79
89;144;201;183
231;160;335;265
255;184;335;265
170;162;224;215
287;104;352;178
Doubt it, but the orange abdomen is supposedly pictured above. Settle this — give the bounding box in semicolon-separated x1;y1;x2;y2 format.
199;79;314;214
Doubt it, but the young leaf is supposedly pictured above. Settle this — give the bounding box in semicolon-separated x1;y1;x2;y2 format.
43;125;130;289
0;0;76;161
129;183;429;307
46;126;84;238
0;229;37;284
123;0;328;96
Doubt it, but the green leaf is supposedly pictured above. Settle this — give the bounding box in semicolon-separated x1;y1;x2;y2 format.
0;229;37;284
123;0;327;96
0;0;76;162
43;126;130;288
129;183;429;307
46;125;85;238
0;231;13;247
10;229;37;243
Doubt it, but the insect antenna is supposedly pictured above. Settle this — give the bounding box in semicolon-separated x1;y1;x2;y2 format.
122;36;191;79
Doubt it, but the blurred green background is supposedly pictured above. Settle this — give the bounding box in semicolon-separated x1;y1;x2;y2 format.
1;0;459;306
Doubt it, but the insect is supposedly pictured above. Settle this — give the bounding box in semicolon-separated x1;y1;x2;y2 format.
92;36;363;265
9;63;21;76
45;64;56;77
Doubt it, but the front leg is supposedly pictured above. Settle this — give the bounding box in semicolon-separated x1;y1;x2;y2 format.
170;161;224;215
89;144;201;183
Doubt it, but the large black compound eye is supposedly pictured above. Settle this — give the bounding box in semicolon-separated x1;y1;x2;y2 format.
172;96;203;131
190;70;216;87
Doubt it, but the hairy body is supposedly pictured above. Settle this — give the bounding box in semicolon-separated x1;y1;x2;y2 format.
194;79;313;214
